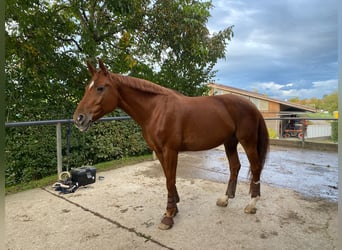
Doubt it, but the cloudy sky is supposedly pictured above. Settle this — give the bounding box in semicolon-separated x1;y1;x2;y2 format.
207;0;338;100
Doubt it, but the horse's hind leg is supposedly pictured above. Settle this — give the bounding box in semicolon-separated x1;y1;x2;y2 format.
242;145;262;214
217;138;241;207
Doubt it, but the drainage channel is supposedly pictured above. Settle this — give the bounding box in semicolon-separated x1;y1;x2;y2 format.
42;187;174;250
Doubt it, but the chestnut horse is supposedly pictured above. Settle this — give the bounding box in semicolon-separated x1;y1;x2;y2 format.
73;60;269;230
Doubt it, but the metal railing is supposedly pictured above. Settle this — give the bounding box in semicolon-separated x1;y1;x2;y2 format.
264;117;337;121
5;116;337;176
264;117;338;147
5;116;131;176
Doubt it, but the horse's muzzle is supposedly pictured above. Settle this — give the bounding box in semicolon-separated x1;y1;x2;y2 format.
74;113;92;132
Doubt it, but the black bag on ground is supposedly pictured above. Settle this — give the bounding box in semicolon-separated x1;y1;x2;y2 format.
71;166;96;186
53;166;96;194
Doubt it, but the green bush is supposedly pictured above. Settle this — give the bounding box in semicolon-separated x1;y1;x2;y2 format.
331;121;338;142
66;119;150;166
5;119;150;187
5;126;58;186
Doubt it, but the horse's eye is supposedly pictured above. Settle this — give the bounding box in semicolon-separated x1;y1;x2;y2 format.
97;86;105;92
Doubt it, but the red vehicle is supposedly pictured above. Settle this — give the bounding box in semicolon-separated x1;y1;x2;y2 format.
282;119;307;139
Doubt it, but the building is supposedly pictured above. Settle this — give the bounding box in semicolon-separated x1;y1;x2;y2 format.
208;83;316;138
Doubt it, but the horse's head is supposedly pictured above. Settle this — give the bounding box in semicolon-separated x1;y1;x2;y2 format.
73;59;118;132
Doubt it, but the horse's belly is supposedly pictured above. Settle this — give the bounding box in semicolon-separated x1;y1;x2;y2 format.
180;124;232;151
178;107;234;151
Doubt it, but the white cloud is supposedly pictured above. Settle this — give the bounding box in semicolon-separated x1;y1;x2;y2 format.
312;79;338;89
258;82;283;91
208;0;338;99
254;79;338;100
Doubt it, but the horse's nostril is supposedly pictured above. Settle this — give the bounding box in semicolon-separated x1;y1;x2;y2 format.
78;114;84;123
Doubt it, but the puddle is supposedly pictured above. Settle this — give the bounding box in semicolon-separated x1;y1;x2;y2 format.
174;146;338;202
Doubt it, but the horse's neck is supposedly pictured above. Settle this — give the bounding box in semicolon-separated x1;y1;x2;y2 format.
116;78;166;126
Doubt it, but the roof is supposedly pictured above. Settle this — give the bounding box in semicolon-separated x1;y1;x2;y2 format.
208;83;316;113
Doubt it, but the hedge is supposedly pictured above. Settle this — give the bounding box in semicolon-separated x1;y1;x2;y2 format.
5;119;151;187
331;121;338;143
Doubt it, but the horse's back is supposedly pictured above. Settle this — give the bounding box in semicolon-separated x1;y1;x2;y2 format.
172;94;261;151
181;94;262;123
214;94;261;114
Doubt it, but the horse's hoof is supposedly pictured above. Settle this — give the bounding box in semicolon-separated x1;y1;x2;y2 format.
158;216;174;230
244;205;257;214
216;195;228;207
158;222;173;230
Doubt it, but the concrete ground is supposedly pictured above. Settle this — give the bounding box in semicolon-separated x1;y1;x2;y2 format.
5;146;338;250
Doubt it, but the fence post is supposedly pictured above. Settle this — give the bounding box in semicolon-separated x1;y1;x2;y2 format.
301;119;305;147
56;123;63;176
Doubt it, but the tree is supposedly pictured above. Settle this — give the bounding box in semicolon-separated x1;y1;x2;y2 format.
5;0;85;121
288;91;337;114
6;1;233;115
142;0;233;95
5;0;234;185
321;91;338;113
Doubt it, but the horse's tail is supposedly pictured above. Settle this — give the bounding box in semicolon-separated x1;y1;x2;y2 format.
257;114;269;171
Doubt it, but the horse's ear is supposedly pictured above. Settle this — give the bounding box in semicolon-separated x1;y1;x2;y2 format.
98;59;108;76
87;61;97;76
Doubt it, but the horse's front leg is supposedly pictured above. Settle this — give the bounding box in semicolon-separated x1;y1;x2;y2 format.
155;149;179;230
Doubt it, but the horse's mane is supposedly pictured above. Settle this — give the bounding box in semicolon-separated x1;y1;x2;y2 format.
113;74;173;95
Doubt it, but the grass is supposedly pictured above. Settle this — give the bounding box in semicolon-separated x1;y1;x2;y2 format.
5;175;59;195
94;153;153;171
5;153;153;195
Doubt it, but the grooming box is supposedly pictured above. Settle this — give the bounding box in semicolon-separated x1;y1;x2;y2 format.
71;166;96;186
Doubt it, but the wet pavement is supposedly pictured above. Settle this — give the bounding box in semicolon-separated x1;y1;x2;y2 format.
168;145;338;202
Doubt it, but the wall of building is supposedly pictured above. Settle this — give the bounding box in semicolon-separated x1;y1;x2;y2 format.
261;101;280;137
